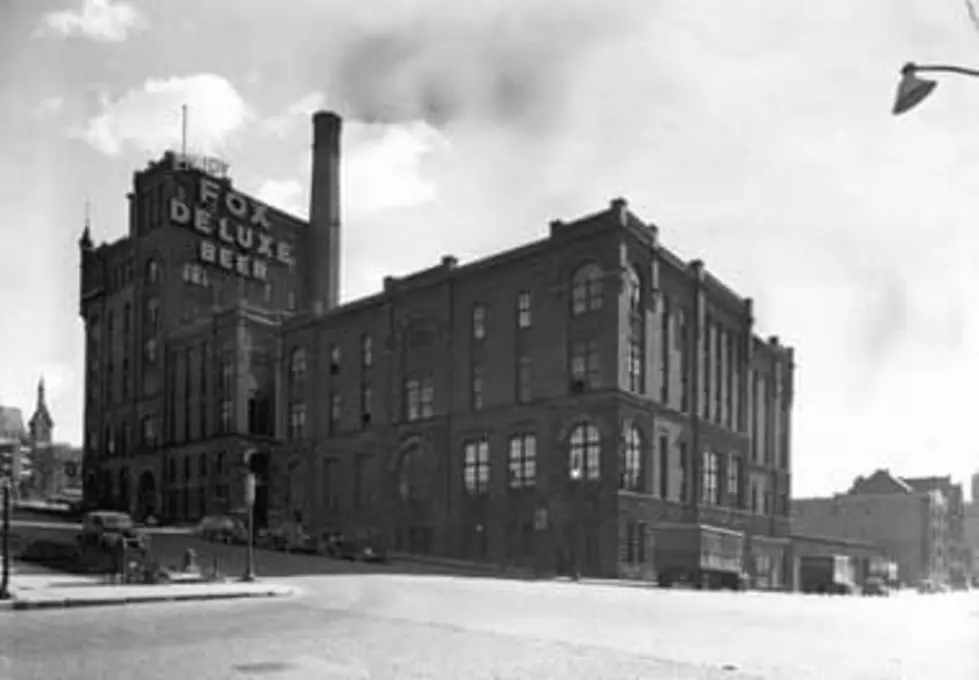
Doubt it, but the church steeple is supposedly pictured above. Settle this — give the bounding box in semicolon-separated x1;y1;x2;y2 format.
79;200;93;250
28;375;54;445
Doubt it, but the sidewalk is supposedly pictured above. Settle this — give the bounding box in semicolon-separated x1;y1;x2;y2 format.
1;564;297;612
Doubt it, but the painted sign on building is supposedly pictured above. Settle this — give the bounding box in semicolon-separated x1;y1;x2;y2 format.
169;176;293;282
171;152;229;179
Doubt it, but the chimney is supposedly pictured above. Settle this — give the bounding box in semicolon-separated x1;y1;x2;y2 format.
307;111;342;313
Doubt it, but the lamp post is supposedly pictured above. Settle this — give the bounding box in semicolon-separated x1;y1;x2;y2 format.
892;62;979;115
569;464;582;582
1;482;10;600
242;471;256;582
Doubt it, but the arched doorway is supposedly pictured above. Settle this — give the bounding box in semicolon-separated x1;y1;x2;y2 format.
118;468;131;513
392;440;435;554
137;471;156;520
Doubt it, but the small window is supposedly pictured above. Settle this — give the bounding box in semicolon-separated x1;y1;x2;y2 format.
571;264;603;315
472;304;486;340
361;334;373;368
330;344;341;374
517;291;532;329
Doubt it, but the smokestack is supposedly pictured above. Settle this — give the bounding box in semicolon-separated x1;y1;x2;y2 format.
307;111;342;314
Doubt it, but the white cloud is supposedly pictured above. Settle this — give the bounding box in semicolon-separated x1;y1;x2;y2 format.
35;96;65;119
343;120;447;214
257;179;305;217
36;0;146;42
263;92;327;138
78;74;249;156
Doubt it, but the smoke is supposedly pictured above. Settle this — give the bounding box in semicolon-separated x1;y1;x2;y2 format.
310;0;652;131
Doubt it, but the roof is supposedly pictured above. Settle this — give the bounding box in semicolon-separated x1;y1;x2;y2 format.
848;469;914;495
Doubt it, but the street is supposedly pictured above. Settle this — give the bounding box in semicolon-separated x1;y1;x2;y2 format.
3;568;978;680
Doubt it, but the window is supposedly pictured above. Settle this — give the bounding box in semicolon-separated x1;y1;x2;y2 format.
121;359;130;399
329;393;341;432
147;259;160;284
620;426;642;491
517;291;532;329
679;309;690;412
625;520;647;565
463;439;490;494
199;454;208;477
508;435;536;489
144;339;158;364
679;442;689;502
570;340;600;388
516;355;531;403
361;334;372;368
571;264;604;315
569;423;601;480
627;336;643;393
396;448;418;502
146;298;160;332
702;451;720;505
329;344;341;374
660;296;670;404
405;377;435;421
472;363;484;411
141;416;158;448
727;455;742;507
627;265;642;314
290;348;306;378
472;304;486;340
288;403;305;439
471;363;485;411
220;399;233;432
659;435;669;499
360;385;372;427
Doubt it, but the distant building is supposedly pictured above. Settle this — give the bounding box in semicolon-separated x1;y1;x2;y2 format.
793;469;954;586
965;502;979;580
0;404;28;493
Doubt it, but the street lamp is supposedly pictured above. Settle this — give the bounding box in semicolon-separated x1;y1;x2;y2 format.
240;449;258;583
893;62;979;115
569;462;583;582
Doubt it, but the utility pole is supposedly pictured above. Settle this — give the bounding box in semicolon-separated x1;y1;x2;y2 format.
1;482;11;599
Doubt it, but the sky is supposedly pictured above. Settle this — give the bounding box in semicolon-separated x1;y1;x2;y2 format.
2;0;979;499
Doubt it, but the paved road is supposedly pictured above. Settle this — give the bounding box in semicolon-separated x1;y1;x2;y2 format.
4;570;978;680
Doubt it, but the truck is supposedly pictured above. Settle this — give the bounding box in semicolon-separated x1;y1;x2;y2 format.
799;554;856;594
654;523;746;590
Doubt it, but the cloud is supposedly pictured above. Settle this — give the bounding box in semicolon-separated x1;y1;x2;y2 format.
264;92;326;138
34;96;65;119
36;0;146;42
77;74;249;156
257;179;304;217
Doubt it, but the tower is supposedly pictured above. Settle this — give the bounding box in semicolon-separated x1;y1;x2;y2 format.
306;111;342;314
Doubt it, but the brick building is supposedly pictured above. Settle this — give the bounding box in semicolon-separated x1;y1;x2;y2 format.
793;469;954;587
79;111;795;582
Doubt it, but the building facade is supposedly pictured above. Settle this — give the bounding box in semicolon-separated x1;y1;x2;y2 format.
80;111;795;583
793;469;952;587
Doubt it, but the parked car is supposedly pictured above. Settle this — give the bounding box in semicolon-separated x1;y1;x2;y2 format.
337;536;388;563
862;577;889;597
195;515;249;544
76;511;147;570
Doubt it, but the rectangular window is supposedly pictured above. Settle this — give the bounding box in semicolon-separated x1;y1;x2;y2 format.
420;377;434;418
516;355;531;404
702;451;720;505
288;403;305;440
570;340;600;388
725;333;734;430
360;384;372;427
463;439;490;494
660;296;670;404
472;304;486;340
703;321;713;422
628;335;643;393
679;442;689;503
517;291;532;329
220;399;233;433
329;393;341;432
626;520;637;564
329;344;341;375
637;521;647;564
406;377;434;421
471;362;485;411
678;309;690;412
361;334;372;368
508;435;536;489
727;455;741;507
658;435;669;499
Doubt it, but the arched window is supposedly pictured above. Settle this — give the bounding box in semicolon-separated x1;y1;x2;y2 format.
627;265;642;313
620;426;642;491
569;422;601;480
571;264;604;315
397;446;418;501
289;348;306;378
147;259;161;284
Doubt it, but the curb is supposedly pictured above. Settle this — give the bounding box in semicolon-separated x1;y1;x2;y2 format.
6;588;294;612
